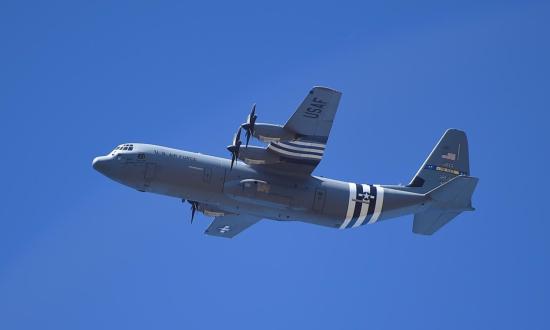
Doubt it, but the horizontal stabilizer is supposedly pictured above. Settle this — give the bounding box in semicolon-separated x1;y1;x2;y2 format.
413;176;479;235
413;211;461;235
427;175;478;211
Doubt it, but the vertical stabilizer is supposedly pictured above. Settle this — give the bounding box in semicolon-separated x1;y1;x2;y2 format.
408;129;470;194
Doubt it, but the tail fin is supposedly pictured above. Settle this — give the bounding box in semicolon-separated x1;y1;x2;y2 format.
408;129;470;194
413;175;479;235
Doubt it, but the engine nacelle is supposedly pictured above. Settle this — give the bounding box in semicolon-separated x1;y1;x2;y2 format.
237;145;279;165
196;203;226;217
252;123;296;143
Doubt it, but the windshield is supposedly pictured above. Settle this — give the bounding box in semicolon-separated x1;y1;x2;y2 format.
111;144;134;153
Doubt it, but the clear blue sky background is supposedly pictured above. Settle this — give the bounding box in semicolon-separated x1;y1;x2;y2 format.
1;1;549;329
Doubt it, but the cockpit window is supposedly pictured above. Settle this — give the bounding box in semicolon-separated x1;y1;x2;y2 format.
112;144;134;153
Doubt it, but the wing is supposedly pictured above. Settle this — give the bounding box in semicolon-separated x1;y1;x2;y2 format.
204;214;262;238
266;86;342;174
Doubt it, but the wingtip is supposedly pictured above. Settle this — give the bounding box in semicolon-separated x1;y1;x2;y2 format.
311;86;342;94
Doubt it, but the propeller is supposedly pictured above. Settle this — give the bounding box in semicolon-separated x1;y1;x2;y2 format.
241;104;257;147
188;200;199;223
227;127;242;169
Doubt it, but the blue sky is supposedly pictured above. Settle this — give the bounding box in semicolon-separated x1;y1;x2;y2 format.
1;1;549;329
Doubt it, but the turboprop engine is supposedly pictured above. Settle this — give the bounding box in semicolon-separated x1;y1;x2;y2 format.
237;145;280;165
250;123;296;143
240;105;296;144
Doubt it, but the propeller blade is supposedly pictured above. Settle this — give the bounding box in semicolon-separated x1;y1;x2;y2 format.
228;127;243;171
234;127;242;161
236;126;242;144
243;104;257;148
189;201;198;223
251;104;256;120
245;129;251;147
250;104;257;130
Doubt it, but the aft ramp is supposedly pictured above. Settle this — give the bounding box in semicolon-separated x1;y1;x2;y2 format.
413;175;479;235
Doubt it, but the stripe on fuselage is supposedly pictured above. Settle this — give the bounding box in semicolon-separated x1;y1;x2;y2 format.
341;183;385;229
368;185;384;224
346;184;363;228
353;184;371;227
340;183;356;229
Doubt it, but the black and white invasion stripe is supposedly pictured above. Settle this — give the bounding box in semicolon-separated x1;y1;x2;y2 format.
268;140;326;161
340;183;385;229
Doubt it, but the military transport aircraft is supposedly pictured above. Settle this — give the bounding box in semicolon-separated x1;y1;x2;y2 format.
93;87;478;238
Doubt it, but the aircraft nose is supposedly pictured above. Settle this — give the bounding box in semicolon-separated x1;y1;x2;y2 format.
92;156;109;174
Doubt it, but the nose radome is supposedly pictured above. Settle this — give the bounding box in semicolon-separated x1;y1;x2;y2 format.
92;157;100;170
92;156;108;173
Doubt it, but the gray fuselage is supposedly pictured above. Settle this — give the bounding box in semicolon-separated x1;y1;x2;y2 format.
93;143;429;230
